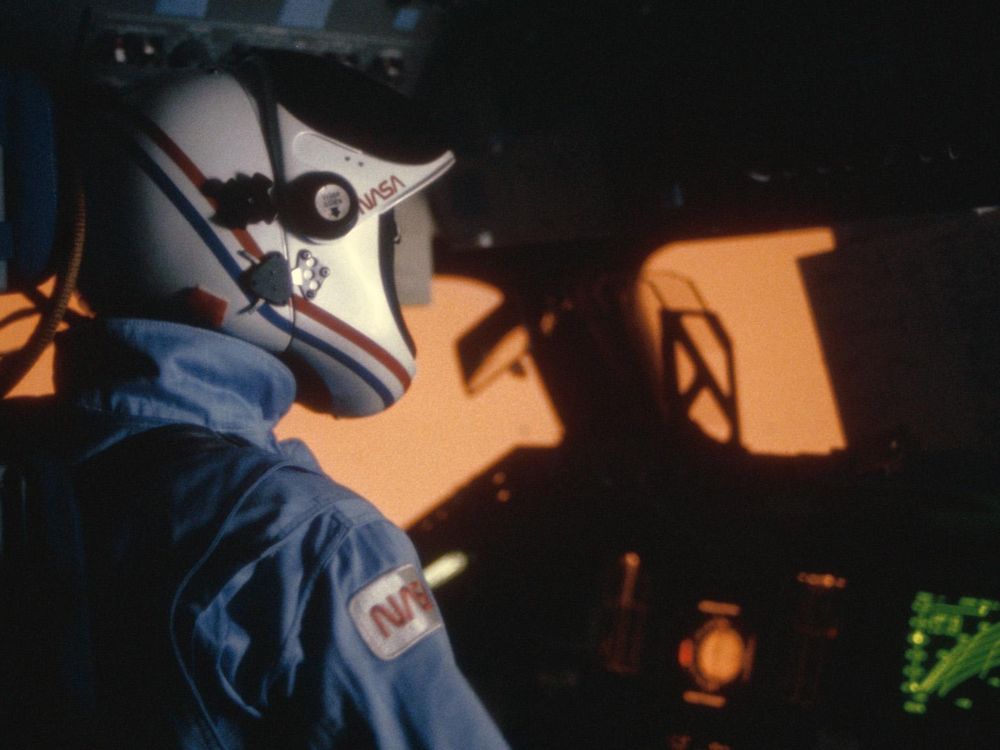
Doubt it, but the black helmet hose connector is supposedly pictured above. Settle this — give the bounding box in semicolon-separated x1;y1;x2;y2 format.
282;171;359;241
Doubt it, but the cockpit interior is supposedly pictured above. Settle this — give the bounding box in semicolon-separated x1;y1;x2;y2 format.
2;3;998;748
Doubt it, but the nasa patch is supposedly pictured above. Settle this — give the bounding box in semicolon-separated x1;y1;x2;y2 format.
349;564;443;660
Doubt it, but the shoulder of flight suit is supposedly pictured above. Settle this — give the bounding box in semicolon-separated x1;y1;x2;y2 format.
189;459;508;749
220;469;507;750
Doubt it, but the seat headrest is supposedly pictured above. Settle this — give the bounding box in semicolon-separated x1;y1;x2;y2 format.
0;69;58;292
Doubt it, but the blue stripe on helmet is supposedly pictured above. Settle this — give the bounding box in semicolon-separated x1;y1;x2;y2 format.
273;312;396;409
125;139;251;294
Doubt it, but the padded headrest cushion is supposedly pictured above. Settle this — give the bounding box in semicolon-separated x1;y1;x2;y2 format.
0;69;58;291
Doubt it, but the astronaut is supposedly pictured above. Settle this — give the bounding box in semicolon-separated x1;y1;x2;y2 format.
0;52;508;748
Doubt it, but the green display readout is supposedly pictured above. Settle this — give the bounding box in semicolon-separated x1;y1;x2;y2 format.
901;591;1000;716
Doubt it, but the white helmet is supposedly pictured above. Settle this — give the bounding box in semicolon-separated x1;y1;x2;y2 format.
80;51;454;417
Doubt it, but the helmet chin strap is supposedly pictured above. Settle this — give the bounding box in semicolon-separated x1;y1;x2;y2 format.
234;54;288;203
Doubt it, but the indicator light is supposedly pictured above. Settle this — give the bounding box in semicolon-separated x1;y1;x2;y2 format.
682;690;727;708
787;571;847;707
423;551;469;589
677;601;754;706
599;552;647;675
696;622;746;687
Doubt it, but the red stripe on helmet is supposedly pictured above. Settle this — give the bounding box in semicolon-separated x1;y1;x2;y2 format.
126;109;266;262
291;295;412;391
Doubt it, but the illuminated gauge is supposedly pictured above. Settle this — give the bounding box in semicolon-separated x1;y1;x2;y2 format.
678;603;756;707
901;591;1000;717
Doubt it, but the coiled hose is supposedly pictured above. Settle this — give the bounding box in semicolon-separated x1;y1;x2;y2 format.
0;179;85;397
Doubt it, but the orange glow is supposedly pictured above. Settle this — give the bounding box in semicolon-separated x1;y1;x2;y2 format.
617;552;642;606
0;276;563;528
796;572;848;590
678;638;695;669
682;690;727;708
697;600;742;617
639;227;845;455
696;625;745;687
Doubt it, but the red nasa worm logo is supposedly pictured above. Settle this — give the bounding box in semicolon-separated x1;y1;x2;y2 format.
369;579;435;637
357;175;407;215
350;564;443;659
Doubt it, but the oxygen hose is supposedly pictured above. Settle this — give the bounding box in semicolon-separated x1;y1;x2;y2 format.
0;179;85;398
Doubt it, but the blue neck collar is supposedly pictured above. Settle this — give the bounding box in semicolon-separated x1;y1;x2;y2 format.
54;318;297;451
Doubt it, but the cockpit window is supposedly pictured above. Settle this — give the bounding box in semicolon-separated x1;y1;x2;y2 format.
277;275;563;527
636;227;845;455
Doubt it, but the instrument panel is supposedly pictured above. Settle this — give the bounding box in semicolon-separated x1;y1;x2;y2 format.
411;445;1000;749
82;0;443;93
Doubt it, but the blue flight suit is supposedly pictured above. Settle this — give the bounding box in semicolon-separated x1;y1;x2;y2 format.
48;317;509;749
